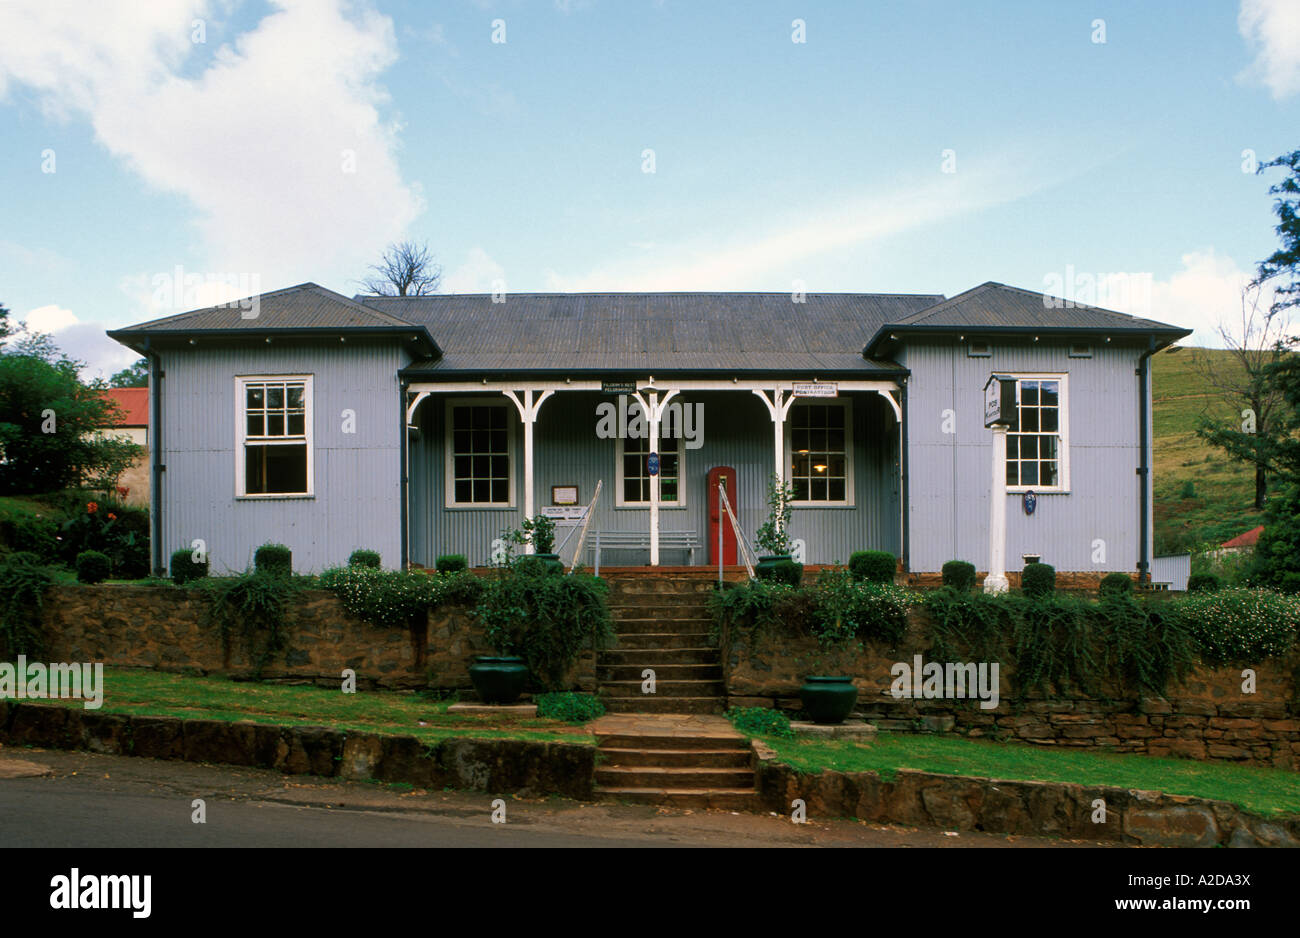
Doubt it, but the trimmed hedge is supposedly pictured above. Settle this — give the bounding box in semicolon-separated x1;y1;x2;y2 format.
348;549;382;569
254;543;292;577
942;560;976;593
757;558;803;587
170;547;209;585
1187;572;1222;594
849;550;896;584
1099;572;1132;596
1022;562;1056;597
436;554;468;573
76;550;111;584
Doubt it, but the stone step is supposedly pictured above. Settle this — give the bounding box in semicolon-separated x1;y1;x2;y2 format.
600;647;720;665
609;594;715;609
609;633;715;650
594;787;758;810
596;730;749;750
606;580;720;596
595;766;754;789
610;617;713;634
598;747;752;768
599;697;727;715
601;680;724;698
597;663;722;681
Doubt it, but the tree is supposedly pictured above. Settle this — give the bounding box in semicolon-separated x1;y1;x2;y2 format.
1193;284;1289;508
1254;149;1300;318
0;303;11;343
359;241;442;296
109;358;149;388
0;336;142;496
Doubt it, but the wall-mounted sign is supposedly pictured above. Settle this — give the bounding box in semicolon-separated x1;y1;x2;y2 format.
647;452;660;476
541;506;586;521
1023;490;1037;515
601;381;637;395
792;382;838;398
983;374;1018;428
551;485;579;506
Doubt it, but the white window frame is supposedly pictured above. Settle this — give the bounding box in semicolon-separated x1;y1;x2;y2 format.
444;397;516;509
235;374;314;499
1005;373;1070;494
615;427;686;508
784;397;855;507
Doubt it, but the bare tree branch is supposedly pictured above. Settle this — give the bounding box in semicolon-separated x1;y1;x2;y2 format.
358;241;443;296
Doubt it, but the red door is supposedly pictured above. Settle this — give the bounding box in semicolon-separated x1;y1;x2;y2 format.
708;466;738;566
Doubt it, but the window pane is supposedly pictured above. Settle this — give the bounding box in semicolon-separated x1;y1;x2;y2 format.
1021;381;1039;405
792;479;809;500
268;414;285;437
454;456;471;478
1021;409;1039;432
792;429;809;452
245;443;307;494
287;386;304;408
827;428;845;451
660;480;678;501
472;455;489;477
1040;436;1057;459
455;480;471;502
1041;410;1058;432
472;430;489;452
1040;382;1059;407
1006;436;1018;458
490;429;508;453
453;430;471;453
491;479;509;502
267;387;284;409
1042;462;1058;486
453;407;470;429
1020;436;1037;459
287;414;305;436
1022;462;1039;485
247;414;264;436
829;455;846;476
473;479;490;502
490;407;506;429
247;386;264;408
1006;462;1019;486
829;479;845;501
811;478;827;501
491;455;508;477
472;408;489;430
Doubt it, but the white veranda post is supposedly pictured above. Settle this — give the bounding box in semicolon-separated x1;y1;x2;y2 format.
631;386;678;566
985;424;1009;594
502;388;554;554
753;388;796;539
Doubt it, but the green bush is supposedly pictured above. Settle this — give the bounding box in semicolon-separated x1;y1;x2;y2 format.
0;514;59;562
756;558;803;586
6;551;44;567
1099;572;1133;596
58;497;150;579
942;560;976;592
848;550;896;583
76;550;111;584
170;547;209;585
1187;572;1222;593
813;568;911;647
198;571;304;676
535;692;605;723
0;557;52;657
473;566;614;690
1170;588;1300;665
1021;562;1056;597
320;567;482;629
1250;486;1300;590
254;543;292;577
727;706;794;739
436;554;468;573
348;549;381;569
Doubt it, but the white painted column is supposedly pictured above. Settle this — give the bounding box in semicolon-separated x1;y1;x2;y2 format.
631;385;678;566
503;388;554;554
984;424;1009;594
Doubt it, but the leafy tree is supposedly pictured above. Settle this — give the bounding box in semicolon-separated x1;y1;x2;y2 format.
0;303;11;343
0;337;142;495
1254;149;1300;318
359;240;442;296
108;358;149;388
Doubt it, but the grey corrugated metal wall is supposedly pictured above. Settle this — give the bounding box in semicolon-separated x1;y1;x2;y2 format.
409;390;899;567
898;338;1149;573
158;342;408;573
1151;553;1190;590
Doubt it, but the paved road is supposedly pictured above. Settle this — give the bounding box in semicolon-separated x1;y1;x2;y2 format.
0;748;1115;848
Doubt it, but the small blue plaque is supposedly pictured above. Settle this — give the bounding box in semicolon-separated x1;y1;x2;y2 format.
1023;490;1037;515
648;452;660;476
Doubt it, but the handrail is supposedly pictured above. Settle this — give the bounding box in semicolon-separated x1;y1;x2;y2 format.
718;482;757;580
563;479;602;573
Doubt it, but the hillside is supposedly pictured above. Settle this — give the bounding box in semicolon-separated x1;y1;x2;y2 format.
1151;345;1273;553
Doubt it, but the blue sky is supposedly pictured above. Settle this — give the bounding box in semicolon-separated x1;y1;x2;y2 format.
1;0;1297;377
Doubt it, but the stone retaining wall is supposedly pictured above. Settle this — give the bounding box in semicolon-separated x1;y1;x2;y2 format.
33;585;596;693
0;701;596;799
724;610;1300;770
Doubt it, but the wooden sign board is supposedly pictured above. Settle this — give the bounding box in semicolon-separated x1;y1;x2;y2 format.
601;381;637;395
792;382;838;398
984;375;1018;428
541;506;586;521
551;485;579;505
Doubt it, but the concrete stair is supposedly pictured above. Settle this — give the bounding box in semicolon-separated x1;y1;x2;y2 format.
598;575;726;715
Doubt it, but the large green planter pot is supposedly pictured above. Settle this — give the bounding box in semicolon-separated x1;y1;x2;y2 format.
799;676;859;725
468;656;531;705
534;553;564;575
755;554;801;585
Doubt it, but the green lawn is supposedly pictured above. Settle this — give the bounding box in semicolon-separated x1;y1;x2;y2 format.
759;732;1300;816
38;667;595;745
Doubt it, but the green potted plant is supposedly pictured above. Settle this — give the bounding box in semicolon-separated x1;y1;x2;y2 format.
754;474;800;583
797;570;861;724
521;514;562;574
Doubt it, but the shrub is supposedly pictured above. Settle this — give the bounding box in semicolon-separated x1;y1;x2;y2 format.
813;568;911;647
0;514;59;562
1021;562;1056;597
199;571;303;676
757;558;802;586
436;554;468;573
942;560;976;593
755;474;795;556
473;566;613;690
848;550;896;583
535;692;605;723
1170;588;1300;665
348;549;382;569
254;543;292;577
170;547;209;585
321;567;440;629
1099;572;1133;596
0;556;52;657
1180;480;1197;499
727;706;794;739
522;515;557;554
76;550;111;584
58;497;150;579
1250;486;1300;590
1187;572;1222;593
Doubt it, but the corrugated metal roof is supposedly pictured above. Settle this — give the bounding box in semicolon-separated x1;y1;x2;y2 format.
360;292;940;375
882;281;1187;332
113;282;418;332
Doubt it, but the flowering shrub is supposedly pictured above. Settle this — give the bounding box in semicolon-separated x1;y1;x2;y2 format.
58;496;149;579
1170;588;1300;665
321;566;482;629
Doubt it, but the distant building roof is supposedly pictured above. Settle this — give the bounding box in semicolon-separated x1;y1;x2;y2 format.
99;387;148;427
1221;525;1265;549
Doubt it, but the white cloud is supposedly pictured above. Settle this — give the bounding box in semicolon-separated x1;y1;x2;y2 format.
22;304;78;333
442;247;506;293
10;304;141;380
1238;0;1300;99
0;0;423;281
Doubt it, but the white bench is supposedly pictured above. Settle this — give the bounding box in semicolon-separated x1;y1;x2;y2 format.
588;530;700;572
